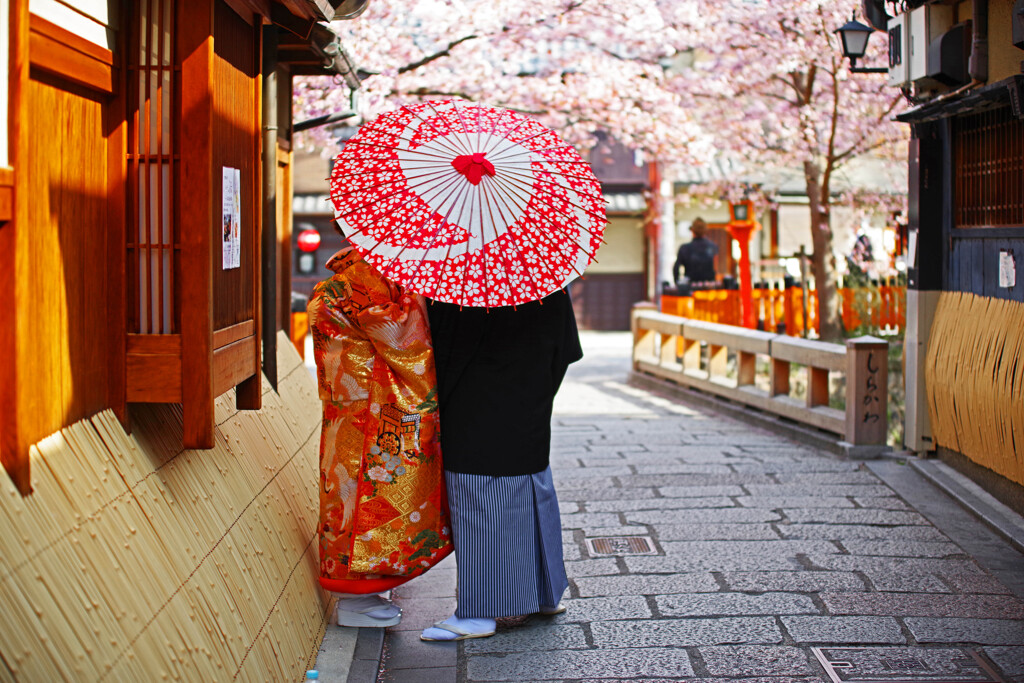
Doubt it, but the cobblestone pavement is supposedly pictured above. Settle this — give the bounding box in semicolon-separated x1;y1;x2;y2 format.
371;332;1024;683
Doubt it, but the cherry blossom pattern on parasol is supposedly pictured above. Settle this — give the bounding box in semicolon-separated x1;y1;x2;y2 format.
329;99;607;308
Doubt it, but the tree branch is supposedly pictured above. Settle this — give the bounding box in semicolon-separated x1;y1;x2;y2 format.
397;34;479;74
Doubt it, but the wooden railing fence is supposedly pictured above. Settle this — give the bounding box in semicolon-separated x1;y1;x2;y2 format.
632;304;889;455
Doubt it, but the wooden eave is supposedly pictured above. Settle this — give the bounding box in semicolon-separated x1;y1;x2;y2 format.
896;75;1024;123
273;0;334;22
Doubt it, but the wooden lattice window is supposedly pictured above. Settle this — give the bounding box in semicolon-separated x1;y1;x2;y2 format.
954;105;1024;228
127;0;178;333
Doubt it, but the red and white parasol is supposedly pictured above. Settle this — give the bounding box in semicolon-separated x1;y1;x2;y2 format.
329;100;606;308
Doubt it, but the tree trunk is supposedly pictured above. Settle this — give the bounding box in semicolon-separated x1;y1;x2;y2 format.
803;160;843;340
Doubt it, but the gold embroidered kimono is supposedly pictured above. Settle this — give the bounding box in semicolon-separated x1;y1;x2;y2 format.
308;247;452;594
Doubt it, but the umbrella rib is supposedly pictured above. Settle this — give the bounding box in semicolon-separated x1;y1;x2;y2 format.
334;184;417;221
487;169;607;237
478;181;547;304
332;166;455;200
489;143;578;163
450;99;481;156
484;177;581;287
487;126;552;156
480;110;528;157
402;179;476;302
477;187;512;308
344;139;454;161
377;171;473;280
507;161;605;184
416;102;474;157
493;165;606;203
487;178;597;281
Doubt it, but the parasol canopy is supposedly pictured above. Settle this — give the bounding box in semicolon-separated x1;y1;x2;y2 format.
329;99;607;308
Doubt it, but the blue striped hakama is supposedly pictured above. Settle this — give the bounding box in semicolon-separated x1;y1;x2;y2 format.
445;467;568;619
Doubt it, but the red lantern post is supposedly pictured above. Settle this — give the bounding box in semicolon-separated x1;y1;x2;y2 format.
727;201;761;329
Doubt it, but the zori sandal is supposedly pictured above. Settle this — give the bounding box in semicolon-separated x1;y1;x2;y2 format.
335;595;402;628
420;617;496;641
538;602;567;615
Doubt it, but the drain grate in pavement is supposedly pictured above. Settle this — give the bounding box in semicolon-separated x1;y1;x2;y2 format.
812;647;1004;683
585;536;656;556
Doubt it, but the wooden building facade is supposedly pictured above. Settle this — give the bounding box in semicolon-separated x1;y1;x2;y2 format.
0;1;366;678
0;0;359;494
900;0;1024;505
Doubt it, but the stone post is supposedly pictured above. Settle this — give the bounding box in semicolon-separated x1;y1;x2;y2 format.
841;335;891;459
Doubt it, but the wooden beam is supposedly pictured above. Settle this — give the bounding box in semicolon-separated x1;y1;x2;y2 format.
107;18;128;429
235;15;263;411
770;335;846;372
179;0;215;448
214;319;256;349
28;15;115;94
1;0;29;493
214;335;259;397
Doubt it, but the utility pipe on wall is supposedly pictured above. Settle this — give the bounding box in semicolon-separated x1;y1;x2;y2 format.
969;0;988;83
261;25;279;389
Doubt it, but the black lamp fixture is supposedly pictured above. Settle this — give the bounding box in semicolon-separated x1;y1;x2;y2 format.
835;14;888;74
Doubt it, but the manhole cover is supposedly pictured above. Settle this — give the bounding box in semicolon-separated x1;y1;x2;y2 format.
812;647;1004;683
585;536;656;556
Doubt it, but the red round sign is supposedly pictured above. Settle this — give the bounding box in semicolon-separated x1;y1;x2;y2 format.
297;229;321;253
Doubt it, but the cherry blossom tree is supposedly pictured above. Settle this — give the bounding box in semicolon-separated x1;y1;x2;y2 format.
668;1;908;339
294;0;706;160
294;0;908;339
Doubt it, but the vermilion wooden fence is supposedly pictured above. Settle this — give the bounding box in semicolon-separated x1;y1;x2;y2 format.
662;281;906;337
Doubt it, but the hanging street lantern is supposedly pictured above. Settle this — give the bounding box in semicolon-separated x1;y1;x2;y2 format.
297;228;322;252
834;15;888;74
296;228;322;275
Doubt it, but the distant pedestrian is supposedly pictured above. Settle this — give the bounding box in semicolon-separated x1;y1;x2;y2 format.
419;289;583;641
673;217;719;286
308;240;452;628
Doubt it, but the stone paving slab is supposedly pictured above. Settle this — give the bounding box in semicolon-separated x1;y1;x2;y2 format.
573;572;719;597
736;496;856;509
586;496;738;512
820;592;1024;618
466;647;695;681
699;646;816;677
905;617;1024;645
777;524;951;542
657;484;747;497
656;592;818;617
745;484;897;497
625;508;783;525
461;622;588;654
853;496;912;509
720;571;868;593
554;486;659;502
837;539;966;558
590;617;783;647
785;508;932;525
781;616;906;644
554;595;652;622
654;523;781;541
984;646;1024;676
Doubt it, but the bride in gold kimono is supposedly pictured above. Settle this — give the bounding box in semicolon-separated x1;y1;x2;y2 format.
308;243;452;627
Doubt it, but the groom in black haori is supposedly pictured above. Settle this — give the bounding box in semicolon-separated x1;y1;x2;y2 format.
420;289;583;641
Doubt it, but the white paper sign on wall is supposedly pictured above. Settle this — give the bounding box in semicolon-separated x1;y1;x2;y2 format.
999;249;1016;288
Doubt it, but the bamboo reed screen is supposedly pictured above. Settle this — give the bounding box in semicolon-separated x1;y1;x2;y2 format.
925;292;1024;486
954;105;1024;228
0;332;329;681
127;0;177;334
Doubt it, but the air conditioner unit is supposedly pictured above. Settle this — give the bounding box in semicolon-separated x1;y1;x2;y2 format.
908;5;954;84
927;21;972;86
887;13;909;87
